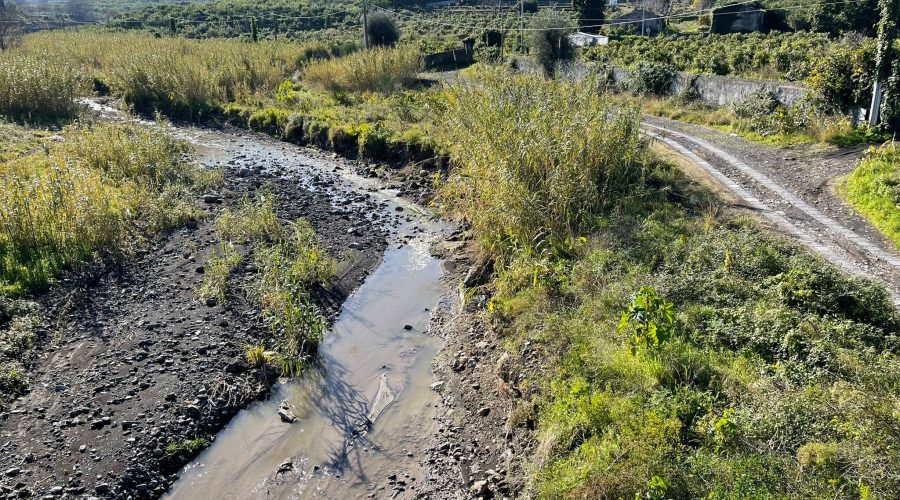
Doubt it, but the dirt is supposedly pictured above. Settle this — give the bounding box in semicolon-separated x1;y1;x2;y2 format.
0;127;389;499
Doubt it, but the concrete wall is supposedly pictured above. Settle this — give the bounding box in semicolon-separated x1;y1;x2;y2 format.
424;41;475;69
551;61;808;108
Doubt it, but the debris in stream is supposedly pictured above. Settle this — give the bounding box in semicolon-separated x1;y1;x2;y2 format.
278;401;298;423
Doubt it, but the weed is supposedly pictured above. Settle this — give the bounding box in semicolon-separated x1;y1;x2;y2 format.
301;45;422;94
197;242;241;303
844;143;900;249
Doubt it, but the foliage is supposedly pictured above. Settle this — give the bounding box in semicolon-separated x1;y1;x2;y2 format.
16;31;344;121
0;0;23;52
844;144;900;249
165;436;210;459
0;53;90;122
213;195;334;373
197;242;240;303
0;122;205;295
585;32;834;82
526;9;574;76
805;36;876;114
627;61;676;96
300;45;422;94
366;11;400;47
618;286;676;350
439;69;649;262
572;0;605;34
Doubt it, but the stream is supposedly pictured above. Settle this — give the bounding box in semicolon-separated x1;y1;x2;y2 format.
87;102;451;498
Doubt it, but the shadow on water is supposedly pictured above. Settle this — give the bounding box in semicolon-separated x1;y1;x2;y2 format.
161;125;449;499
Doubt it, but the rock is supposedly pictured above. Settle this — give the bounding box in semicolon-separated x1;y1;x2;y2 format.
470;479;490;496
5;467;20;477
349;242;366;250
205;296;217;307
403;324;413;331
278;404;297;424
276;460;292;474
49;486;63;496
202;194;221;204
121;420;137;430
429;381;445;391
477;407;491;417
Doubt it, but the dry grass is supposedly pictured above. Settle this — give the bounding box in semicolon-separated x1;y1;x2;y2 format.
301;45;422;94
0;53;90;122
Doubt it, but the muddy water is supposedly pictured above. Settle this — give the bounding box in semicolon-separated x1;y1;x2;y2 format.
169;125;447;498
84;102;449;498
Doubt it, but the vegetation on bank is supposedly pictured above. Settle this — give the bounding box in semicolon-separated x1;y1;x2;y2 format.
206;196;335;376
844;144;900;250
439;71;900;498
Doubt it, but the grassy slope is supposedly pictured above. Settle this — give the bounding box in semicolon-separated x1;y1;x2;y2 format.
438;71;900;498
844;144;900;250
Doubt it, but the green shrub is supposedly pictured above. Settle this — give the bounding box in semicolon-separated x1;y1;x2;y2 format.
628;61;677;96
526;9;574;76
366;11;400;48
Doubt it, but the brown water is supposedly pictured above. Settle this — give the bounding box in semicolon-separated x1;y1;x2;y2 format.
118;109;452;498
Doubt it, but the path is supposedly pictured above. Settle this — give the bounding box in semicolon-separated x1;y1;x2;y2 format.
643;116;900;300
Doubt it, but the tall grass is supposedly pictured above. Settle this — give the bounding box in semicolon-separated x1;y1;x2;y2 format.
0;53;90;122
439;68;649;257
300;45;422;94
0;122;207;294
18;32;333;119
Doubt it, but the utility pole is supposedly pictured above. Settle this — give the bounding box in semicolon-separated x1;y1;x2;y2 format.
641;0;646;36
519;0;524;52
362;0;370;49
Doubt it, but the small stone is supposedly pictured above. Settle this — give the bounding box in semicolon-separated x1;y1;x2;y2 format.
477;407;490;417
5;467;20;477
403;324;413;331
202;194;221;204
429;381;444;391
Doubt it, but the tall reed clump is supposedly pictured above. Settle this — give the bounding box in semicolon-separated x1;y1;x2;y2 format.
0;53;90;122
0;123;206;294
18;31;332;120
300;45;422;94
438;69;649;258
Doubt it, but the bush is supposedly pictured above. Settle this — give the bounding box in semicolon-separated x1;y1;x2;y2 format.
300;45;421;94
366;11;400;48
805;37;875;114
628;61;677;96
527;9;574;76
0;54;89;122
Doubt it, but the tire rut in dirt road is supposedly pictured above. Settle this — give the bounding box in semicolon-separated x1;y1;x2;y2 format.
642;118;900;301
0;128;394;499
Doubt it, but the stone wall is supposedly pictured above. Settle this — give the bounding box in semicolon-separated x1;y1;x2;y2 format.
551;61;808;108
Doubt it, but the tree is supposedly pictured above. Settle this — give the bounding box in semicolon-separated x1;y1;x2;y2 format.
572;0;605;34
0;0;23;52
65;0;94;22
366;11;399;47
874;0;899;130
527;9;573;76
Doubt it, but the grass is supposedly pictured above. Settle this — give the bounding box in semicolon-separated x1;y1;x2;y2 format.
300;45;422;95
0;53;90;123
0;121;211;295
209;196;334;375
634;94;888;147
844;143;900;249
197;242;241;304
16;31;334;120
437;72;900;498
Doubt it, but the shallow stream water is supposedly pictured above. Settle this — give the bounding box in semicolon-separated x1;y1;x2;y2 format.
85;101;450;498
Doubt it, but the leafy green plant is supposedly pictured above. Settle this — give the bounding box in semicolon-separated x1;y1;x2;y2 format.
618;286;676;350
197;242;241;303
628;61;677;96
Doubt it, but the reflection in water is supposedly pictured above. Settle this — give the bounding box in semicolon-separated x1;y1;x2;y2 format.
167;221;446;499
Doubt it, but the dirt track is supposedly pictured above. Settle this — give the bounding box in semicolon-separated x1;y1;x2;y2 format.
643;116;900;300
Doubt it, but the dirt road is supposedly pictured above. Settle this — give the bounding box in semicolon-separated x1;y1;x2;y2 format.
643;116;900;300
